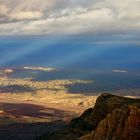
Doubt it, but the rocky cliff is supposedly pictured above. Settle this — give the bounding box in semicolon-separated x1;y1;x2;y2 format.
38;93;140;140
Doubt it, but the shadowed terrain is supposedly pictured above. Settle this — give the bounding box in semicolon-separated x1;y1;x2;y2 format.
0;121;66;140
0;103;70;119
0;102;75;140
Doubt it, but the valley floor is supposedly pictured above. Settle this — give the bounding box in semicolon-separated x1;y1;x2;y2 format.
0;93;97;140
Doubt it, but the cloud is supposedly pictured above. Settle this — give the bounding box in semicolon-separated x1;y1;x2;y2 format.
0;0;53;22
0;4;9;22
112;70;128;73
0;4;8;16
10;11;43;20
0;0;140;35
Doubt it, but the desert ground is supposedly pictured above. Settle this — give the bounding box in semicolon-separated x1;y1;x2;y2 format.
0;76;139;140
0;93;97;125
0;77;98;139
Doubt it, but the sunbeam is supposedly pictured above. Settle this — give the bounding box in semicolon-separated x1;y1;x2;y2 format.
0;36;69;66
40;42;110;68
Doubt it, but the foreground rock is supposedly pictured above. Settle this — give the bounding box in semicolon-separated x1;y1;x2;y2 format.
37;93;140;140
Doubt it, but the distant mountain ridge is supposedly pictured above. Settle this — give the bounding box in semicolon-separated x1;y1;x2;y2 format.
38;93;140;140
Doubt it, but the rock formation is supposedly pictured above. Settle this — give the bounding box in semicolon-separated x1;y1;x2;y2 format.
37;93;140;140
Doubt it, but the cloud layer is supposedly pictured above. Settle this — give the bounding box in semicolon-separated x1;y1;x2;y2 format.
0;0;140;35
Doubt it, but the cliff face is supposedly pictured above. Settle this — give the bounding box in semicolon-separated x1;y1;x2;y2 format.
79;105;140;140
38;94;140;140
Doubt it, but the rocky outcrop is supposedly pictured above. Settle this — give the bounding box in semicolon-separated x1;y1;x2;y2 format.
38;93;140;140
79;105;140;140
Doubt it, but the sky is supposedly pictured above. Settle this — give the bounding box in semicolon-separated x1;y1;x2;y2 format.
0;0;140;36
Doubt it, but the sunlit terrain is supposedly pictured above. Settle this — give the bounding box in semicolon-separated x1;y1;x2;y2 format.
1;65;139;124
0;76;96;107
0;66;139;127
0;67;97;127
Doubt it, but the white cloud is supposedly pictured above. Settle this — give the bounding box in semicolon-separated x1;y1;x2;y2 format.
10;11;43;20
113;70;128;73
0;4;8;16
0;0;140;35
